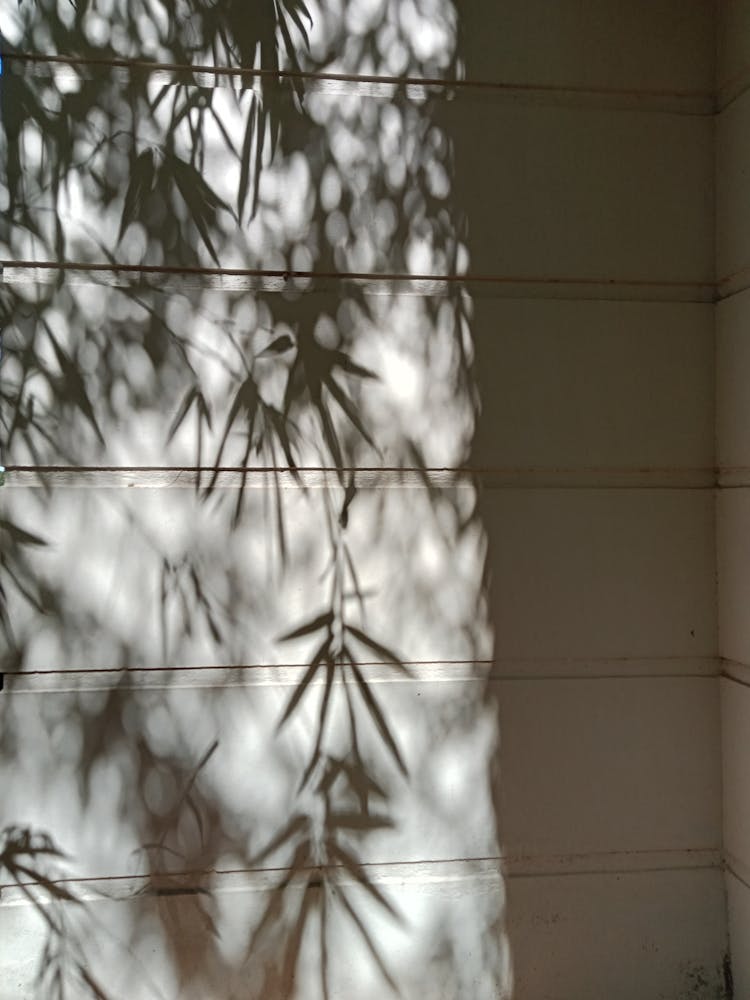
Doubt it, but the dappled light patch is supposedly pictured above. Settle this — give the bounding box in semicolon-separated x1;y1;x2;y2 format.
0;0;507;996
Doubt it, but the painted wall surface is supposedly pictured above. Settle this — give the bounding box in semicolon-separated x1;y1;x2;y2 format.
718;4;750;995
0;2;728;999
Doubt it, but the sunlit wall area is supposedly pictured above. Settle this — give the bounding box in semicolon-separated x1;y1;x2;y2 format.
718;2;750;997
0;0;507;998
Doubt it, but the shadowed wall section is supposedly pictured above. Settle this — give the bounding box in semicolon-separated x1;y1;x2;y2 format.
718;2;750;997
461;2;725;997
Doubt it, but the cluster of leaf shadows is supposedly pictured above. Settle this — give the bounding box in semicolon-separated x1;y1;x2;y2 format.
0;0;480;997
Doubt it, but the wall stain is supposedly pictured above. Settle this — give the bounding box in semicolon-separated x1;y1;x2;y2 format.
680;955;733;999
723;951;734;1000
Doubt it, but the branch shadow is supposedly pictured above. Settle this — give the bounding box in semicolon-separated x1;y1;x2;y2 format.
0;0;508;996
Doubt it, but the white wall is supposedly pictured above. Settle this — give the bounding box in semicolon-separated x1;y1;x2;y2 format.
0;2;729;998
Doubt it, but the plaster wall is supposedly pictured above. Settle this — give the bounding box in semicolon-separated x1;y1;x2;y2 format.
0;2;730;998
718;3;750;996
470;3;724;994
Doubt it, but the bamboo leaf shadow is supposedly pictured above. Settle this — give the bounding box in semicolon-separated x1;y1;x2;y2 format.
0;826;114;1000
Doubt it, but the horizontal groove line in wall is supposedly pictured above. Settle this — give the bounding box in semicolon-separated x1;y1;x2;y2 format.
0;259;715;290
715;466;750;477
1;264;716;305
2;52;714;112
724;852;750;894
597;268;750;308
0;856;504;900
2;466;717;491
3;659;719;692
715;479;750;489
0;856;502;902
720;660;750;690
505;847;720;881
5;660;495;684
0;849;721;901
717;65;750;113
711;272;750;304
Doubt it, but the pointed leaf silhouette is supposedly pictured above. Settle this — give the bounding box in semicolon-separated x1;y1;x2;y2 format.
277;634;331;729
336;887;401;995
350;664;407;775
118;148;156;241
332;349;377;380
168;152;233;265
265;406;298;476
328;841;402;920
282;0;313;46
249;815;308;867
320;876;331;1000
317;756;387;802
277;876;318;998
258;334;294;357
346;625;410;676
298;658;336;788
238;97;258;222
325;375;376;449
208;375;259;489
78;965;112;1000
242;838;312;990
197;392;213;432
328;812;393;832
10;864;81;905
166;384;199;443
44;327;105;445
0;519;47;547
318;398;344;474
278;609;333;642
340;758;388;802
339;475;357;529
